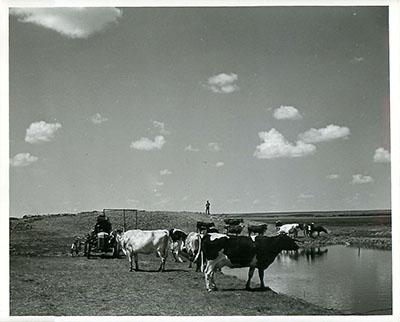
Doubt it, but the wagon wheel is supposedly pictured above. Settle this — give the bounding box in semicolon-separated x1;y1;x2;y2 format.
112;242;120;258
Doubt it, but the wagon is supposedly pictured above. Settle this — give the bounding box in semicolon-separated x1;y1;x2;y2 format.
84;231;120;259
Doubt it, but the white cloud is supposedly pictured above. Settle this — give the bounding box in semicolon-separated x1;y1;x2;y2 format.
130;135;165;151
25;121;62;144
373;147;390;163
152;120;170;135
351;174;374;184
208;142;221;152
160;169;172;176
254;128;316;159
10;8;122;39
298;124;350;143
351;57;364;63
91;113;108;124
184;144;200;152
10;153;38;167
253;199;260;205
155;181;164;186
327;174;339;180
207;73;239;94
215;161;224;168
273;105;302;120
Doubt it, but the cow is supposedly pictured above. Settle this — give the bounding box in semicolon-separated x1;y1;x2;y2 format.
201;233;299;291
298;223;310;236
223;218;244;226
247;224;268;236
196;221;215;233
275;221;283;230
116;229;169;272
184;232;203;271
309;224;329;237
169;228;188;262
277;224;300;237
224;224;244;236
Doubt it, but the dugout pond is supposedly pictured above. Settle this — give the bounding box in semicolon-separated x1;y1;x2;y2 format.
222;245;392;315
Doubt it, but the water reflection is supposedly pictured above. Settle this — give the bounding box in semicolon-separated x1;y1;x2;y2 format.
278;247;328;263
222;245;391;314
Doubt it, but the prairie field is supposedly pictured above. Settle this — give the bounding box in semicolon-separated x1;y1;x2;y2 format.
9;209;390;315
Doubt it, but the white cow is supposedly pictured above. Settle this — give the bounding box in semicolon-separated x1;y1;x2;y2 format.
116;229;169;272
277;224;300;237
184;232;202;271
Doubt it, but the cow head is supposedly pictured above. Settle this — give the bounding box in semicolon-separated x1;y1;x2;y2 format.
277;234;299;251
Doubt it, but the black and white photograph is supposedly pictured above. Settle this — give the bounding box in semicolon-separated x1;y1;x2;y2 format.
3;0;399;319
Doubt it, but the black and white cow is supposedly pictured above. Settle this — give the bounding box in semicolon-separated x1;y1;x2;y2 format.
201;233;299;291
196;221;215;233
116;229;169;272
169;228;188;262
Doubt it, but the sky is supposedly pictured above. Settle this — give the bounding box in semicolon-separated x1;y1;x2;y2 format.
8;6;391;217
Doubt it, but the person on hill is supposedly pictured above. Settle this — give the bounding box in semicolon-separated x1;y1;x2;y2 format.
205;200;211;215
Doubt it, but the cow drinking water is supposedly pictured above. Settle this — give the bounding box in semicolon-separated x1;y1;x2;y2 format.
201;233;299;291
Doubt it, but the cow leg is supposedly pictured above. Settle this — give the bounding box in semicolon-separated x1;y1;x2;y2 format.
157;248;167;272
258;268;266;289
245;267;256;290
127;251;133;272
204;261;216;291
134;254;139;271
176;241;184;262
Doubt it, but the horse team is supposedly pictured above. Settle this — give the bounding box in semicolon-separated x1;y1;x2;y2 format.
106;220;328;292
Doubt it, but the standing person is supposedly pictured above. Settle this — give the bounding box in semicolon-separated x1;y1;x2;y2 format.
205;200;210;215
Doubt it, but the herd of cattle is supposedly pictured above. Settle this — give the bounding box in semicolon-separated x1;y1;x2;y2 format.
71;219;329;292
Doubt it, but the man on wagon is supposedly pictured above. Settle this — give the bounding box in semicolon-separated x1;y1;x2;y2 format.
93;213;112;250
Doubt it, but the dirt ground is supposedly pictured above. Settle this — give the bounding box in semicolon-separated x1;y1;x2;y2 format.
9;210;391;316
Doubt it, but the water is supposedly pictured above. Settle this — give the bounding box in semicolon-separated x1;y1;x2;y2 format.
222;245;392;314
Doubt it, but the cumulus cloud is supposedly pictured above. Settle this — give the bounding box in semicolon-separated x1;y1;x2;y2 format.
160;169;172;176
273;105;302;120
254;128;316;159
327;174;339;180
155;181;164;186
152;120;170;135
298;124;350;143
10;153;38;167
25;121;62;144
208;142;221;152
184;144;199;152
351;174;374;184
373;147;390;163
91;113;108;124
130;135;165;151
10;7;122;39
207;73;239;94
215;161;224;167
351;57;364;63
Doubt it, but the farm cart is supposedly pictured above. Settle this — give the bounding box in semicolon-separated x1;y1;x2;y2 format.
84;231;120;259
